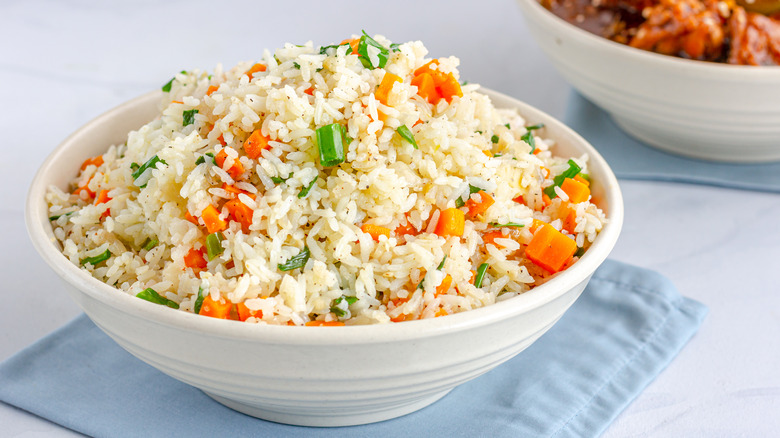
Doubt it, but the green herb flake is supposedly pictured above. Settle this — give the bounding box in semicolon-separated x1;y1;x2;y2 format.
319;42;352;55
504;123;511;129
389;43;401;52
205;232;224;261
436;255;448;271
357;30;389;70
543;159;582;199
293;61;301;69
80;249;111;266
298;176;318;198
195;152;215;166
396;125;418;149
182;109;199;127
162;77;174;92
130;162;140;172
136;288;179;309
49;211;75;221
474;263;489;288
575;247;586;258
271;172;293;184
491;135;499;144
278;246;310;271
455;184;484;208
330;295;359;317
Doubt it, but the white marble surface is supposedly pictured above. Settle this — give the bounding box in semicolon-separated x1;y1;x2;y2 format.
1;1;778;436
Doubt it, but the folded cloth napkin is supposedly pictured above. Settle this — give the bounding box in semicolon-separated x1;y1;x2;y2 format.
565;92;780;193
0;260;706;438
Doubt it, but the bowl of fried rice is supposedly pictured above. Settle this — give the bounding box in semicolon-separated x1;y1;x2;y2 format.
516;0;780;162
26;33;623;426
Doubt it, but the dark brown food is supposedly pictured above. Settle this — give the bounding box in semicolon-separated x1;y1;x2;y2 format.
541;0;780;65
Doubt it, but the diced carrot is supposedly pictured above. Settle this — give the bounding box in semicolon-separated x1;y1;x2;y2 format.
435;308;448;317
469;270;477;284
225;198;254;233
413;119;423;127
434;208;465;238
237;302;263;322
561;202;579;234
513;195;525;204
215;148;245;180
242;129;271;160
561;177;590;204
361;223;392;241
341;38;360;55
414;60;442;78
304;86;314;95
305;320;345;326
542;193;552;208
482;230;507;249
206;85;219;96
246;63;266;80
185;211;200;226
375;72;402;105
437;74;462;103
221;183;256;200
530;219;546;233
94;189;112;218
184;247;207;270
435;274;452;297
217;134;226;146
411;73;440;104
201;204;227;234
171;100;183;104
80;155;104;170
574;174;590;186
395;221;418;237
465;190;494;218
525;223;577;273
199;295;232;319
73;181;95;200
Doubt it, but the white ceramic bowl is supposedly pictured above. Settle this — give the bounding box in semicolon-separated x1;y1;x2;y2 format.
25;89;623;427
516;0;780;163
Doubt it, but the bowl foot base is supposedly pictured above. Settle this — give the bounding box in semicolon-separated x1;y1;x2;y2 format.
203;389;452;427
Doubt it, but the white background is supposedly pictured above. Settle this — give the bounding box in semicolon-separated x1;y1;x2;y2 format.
2;0;779;436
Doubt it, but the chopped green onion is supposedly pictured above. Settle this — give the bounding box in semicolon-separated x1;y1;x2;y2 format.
357;30;389;69
136;288;179;309
205;232;224;260
504;123;511;129
278;246;310;271
195;152;215;165
575;247;586;258
293;61;301;69
49;211;75;221
491;135;499;144
489;222;525;228
315;123;346;167
474;263;489;288
521;130;537;153
130;162;140;172
543;159;582;199
436;256;448;270
193;286;205;314
389;43;401;52
298;176;318;198
132;155;167;188
396;125;418;149
80;249;111;266
182;109;198;127
526;123;545;131
141;237;159;251
271;172;293;184
461;80;469;86
493;153;502;158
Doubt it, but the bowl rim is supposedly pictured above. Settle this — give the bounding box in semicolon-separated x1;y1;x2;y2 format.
25;88;624;345
516;0;780;77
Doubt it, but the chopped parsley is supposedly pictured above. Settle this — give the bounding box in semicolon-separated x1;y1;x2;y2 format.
543;159;582;199
455;184;484;208
182;109;198;127
357;30;389;69
396;125;418;149
474;263;489;288
298;176;318;198
80;249;111;266
278;246;310;271
195;152;215;165
136;288;179;309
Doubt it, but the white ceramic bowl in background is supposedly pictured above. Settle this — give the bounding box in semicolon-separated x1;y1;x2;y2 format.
516;0;780;163
25;89;623;427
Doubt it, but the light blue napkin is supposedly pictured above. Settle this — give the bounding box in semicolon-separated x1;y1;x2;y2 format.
565;92;780;193
0;260;706;438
